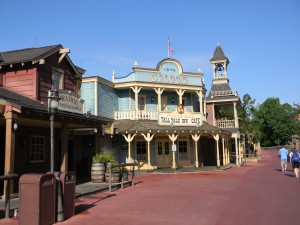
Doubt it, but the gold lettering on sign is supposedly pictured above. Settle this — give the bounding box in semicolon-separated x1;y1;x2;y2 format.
151;74;187;84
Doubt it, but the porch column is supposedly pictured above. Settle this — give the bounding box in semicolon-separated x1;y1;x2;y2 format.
204;97;207;118
122;134;136;163
168;133;179;169
4;110;18;199
195;90;203;115
154;88;164;112
213;134;221;168
238;138;242;164
141;133;155;170
60;121;69;172
226;138;230;164
191;134;201;168
235;136;239;165
130;86;142;119
175;89;186;105
233;102;239;128
222;136;225;165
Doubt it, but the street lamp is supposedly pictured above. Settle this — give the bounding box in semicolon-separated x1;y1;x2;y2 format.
48;89;60;173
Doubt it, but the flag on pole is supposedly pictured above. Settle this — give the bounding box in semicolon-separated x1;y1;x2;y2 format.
168;36;174;57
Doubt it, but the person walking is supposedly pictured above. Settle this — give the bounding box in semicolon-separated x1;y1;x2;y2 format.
278;146;289;172
291;148;300;178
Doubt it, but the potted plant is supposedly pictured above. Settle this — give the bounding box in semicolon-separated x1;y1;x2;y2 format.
91;147;115;183
105;165;121;183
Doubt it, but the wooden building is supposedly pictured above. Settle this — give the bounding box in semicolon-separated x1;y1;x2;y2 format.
81;44;242;171
0;45;111;196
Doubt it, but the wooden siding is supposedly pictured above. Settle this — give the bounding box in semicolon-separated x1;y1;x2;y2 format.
3;67;37;99
38;53;78;103
98;82;118;119
81;81;95;114
206;104;214;125
119;90;130;111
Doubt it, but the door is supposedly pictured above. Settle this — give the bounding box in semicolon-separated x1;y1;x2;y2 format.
156;140;172;168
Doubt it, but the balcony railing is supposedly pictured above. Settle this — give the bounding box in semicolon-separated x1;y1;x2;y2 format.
114;110;159;120
215;119;235;128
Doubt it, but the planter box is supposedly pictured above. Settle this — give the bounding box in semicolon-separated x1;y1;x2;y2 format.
105;172;120;183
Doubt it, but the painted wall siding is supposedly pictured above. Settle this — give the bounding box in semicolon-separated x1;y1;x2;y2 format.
81;82;95;114
206;104;214;125
118;90;130;111
115;71;203;87
3;68;37;99
98;83;118;118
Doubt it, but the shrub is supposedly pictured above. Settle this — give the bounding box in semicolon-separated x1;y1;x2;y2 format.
92;147;115;163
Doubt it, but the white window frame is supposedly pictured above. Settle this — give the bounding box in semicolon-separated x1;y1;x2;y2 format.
29;135;46;163
52;67;64;90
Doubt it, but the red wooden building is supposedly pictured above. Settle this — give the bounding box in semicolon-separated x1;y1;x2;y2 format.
0;45;111;196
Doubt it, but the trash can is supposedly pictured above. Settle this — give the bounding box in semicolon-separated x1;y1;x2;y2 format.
19;173;56;225
53;171;76;220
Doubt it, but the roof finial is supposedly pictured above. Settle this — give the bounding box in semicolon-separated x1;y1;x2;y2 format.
112;70;115;82
198;68;202;74
218;42;220;46
134;61;138;67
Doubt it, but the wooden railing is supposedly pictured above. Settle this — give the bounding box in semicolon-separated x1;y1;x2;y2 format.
215;119;235;128
106;163;138;192
0;173;19;218
114;111;158;120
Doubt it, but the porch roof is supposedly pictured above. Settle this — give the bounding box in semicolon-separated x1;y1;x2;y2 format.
0;87;112;124
113;120;231;135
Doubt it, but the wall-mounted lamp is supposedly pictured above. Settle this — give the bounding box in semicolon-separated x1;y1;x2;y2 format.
12;120;18;132
171;97;175;103
150;96;154;102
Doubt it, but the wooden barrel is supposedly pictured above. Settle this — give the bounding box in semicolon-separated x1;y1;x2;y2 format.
105;172;120;183
91;163;105;183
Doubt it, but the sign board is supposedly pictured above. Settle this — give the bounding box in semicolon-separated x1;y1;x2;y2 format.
58;91;84;114
172;144;177;152
158;109;203;127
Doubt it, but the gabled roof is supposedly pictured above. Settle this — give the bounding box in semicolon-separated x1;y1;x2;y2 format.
0;87;112;123
210;45;229;62
0;45;83;79
0;45;62;66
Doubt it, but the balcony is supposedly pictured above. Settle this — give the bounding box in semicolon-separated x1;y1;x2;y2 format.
215;119;235;128
114;110;158;120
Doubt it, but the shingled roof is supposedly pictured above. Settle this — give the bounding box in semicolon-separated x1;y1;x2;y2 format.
210;45;229;62
0;87;112;123
0;45;62;66
113;120;228;134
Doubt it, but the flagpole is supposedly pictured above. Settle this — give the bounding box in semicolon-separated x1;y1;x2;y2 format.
168;36;170;58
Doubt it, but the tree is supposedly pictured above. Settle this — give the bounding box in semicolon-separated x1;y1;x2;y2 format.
255;98;300;146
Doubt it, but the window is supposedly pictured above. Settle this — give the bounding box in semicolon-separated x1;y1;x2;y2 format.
29;136;46;163
136;141;147;161
178;141;188;160
161;96;167;111
52;68;63;90
138;96;145;110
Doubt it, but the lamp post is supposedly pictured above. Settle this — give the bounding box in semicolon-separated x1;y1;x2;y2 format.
48;89;60;173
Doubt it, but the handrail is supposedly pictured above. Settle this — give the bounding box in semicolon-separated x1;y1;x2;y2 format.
0;173;19;218
106;163;138;192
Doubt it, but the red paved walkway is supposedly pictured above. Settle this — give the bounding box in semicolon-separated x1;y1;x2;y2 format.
2;150;298;225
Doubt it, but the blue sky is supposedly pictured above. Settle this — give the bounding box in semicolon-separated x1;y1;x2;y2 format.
1;0;300;105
